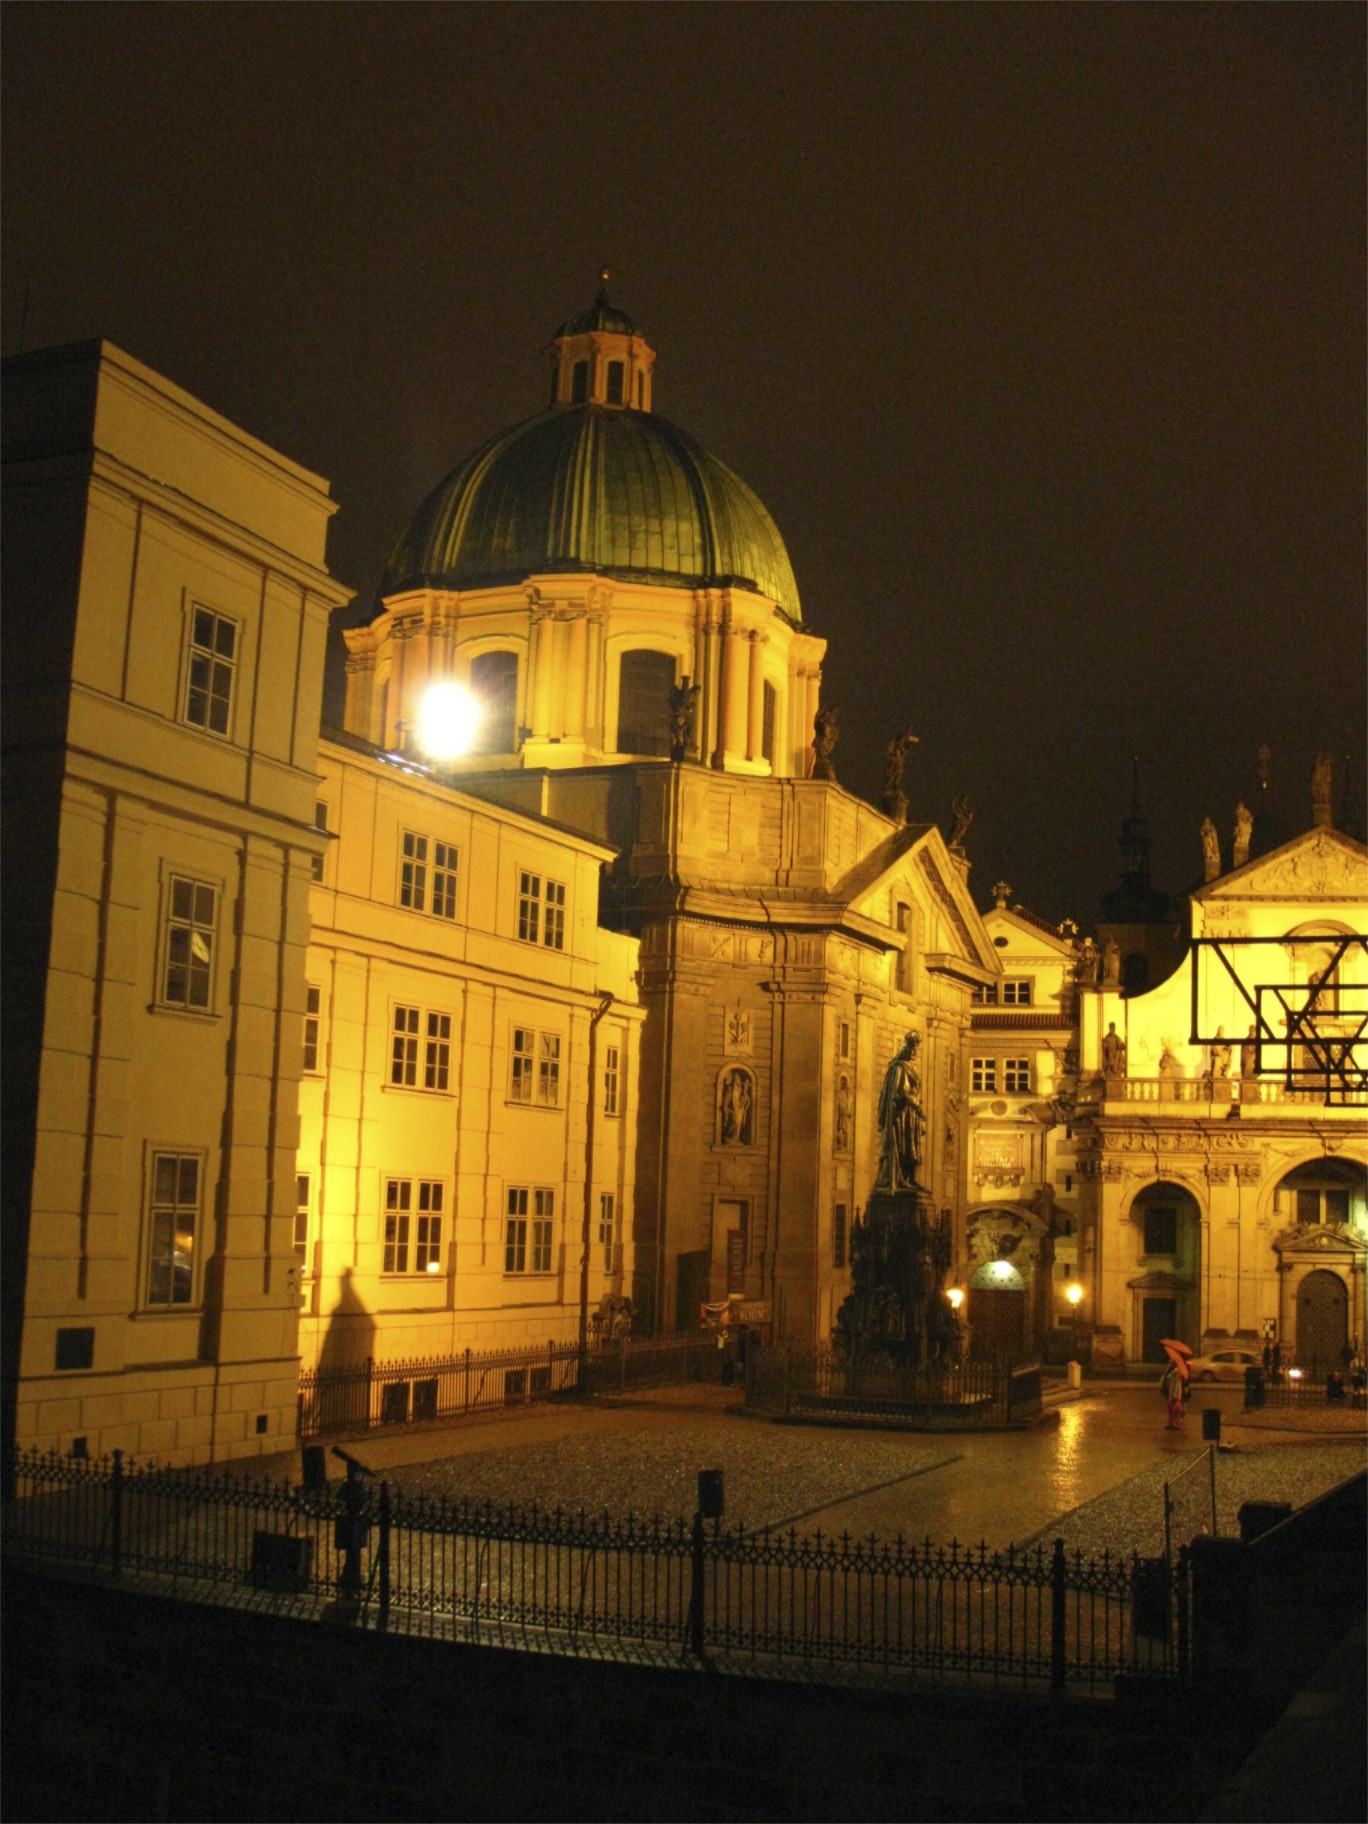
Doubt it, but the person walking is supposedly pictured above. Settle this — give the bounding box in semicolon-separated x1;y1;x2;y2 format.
1161;1359;1186;1429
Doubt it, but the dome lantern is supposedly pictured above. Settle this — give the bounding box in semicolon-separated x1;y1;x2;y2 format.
548;271;656;412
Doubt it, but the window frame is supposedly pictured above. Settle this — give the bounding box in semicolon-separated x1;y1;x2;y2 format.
599;1192;615;1273
160;874;218;1014
509;1024;562;1108
303;984;322;1074
145;1149;202;1309
183;603;240;740
383;1177;445;1276
1002;979;1033;1006
387;1002;455;1094
505;1186;555;1275
603;1041;621;1117
971;1057;998;1094
1004;1056;1032;1093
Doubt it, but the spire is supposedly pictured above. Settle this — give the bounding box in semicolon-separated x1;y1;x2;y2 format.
1101;759;1171;922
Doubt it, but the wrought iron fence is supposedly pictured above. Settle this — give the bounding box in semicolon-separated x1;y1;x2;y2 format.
1250;1371;1363;1409
298;1332;725;1438
746;1344;1032;1426
2;1447;1177;1694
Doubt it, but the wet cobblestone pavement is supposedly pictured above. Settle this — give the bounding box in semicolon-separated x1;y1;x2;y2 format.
374;1385;1366;1560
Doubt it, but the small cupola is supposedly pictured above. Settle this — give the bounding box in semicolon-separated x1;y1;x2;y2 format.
548;271;656;412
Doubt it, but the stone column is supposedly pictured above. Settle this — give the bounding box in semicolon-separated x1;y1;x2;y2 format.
564;612;588;741
746;632;765;763
530;610;555;739
343;655;372;745
719;627;748;766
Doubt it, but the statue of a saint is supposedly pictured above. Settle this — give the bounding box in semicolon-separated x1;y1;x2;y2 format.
1232;801;1254;869
1101;1021;1126;1078
812;705;840;782
668;677;701;762
1102;938;1120;987
1200;817;1220;883
874;1032;926;1193
1077;937;1099;986
1312;752;1334;829
1239;1024;1258;1080
1209;1026;1232;1079
949;795;973;851
834;1072;853;1153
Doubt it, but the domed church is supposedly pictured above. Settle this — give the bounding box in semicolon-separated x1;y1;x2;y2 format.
327;284;999;1355
341;280;827;777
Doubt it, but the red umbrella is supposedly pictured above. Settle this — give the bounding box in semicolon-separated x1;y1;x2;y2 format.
1161;1339;1192;1381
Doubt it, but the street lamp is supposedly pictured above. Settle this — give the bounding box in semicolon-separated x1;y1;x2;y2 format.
945;1285;964;1363
415;681;482;763
1065;1278;1084;1363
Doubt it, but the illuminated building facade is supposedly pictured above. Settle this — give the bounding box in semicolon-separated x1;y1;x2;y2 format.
1075;816;1368;1370
2;342;349;1466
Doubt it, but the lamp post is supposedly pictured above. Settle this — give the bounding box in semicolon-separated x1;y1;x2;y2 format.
945;1285;964;1362
1065;1278;1084;1363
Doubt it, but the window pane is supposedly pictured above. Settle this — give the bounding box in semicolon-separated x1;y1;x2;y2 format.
616;650;675;756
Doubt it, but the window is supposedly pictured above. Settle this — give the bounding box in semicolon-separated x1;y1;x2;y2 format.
972;984;999;1005
400;831;427;910
295;1173;310;1264
303;985;321;1072
510;1027;561;1106
311;802;329;882
1143;1207;1177;1256
384;1178;444;1275
833;1203;848;1271
184;605;238;737
147;1152;199;1306
399;831;457;917
839;1022;851;1061
389;1005;452;1091
570;359;589;404
616;650;675;756
599;1192;615;1272
470;651;518;754
1004;1057;1031;1093
895;903;913;994
761;681;778;767
162;876;216;1011
518;872;566;950
604;1043;621;1116
505;1187;554;1273
971;1058;998;1093
606;359;625;404
1002;980;1032;1006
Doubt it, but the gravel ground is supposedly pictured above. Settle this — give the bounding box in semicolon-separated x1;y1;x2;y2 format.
1032;1440;1366;1559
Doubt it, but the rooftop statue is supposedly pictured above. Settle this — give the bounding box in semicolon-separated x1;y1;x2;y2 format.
875;1032;926;1194
1232;801;1254;869
668;676;701;763
813;705;840;782
1200;816;1220;883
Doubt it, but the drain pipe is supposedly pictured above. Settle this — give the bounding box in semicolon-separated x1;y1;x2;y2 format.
578;991;615;1384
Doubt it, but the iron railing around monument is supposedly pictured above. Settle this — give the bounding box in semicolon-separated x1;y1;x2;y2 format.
298;1332;725;1438
746;1344;1040;1426
2;1447;1175;1695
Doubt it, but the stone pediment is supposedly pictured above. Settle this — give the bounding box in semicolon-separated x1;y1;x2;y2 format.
1272;1221;1368;1258
843;826;998;972
1126;1269;1185;1292
1198;828;1368;904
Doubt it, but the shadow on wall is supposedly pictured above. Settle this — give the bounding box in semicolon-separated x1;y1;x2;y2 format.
317;1267;376;1372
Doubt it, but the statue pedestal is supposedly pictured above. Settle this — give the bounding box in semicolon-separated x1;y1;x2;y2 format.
837;1189;953;1365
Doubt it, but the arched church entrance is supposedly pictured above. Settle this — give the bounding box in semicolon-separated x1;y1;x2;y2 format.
1295;1269;1348;1373
967;1259;1026;1358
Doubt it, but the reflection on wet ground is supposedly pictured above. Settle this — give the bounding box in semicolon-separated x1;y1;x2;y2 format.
381;1383;1366;1558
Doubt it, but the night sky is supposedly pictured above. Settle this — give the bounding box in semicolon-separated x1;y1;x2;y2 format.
4;4;1363;924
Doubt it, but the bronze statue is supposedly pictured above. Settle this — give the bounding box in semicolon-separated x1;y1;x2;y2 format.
813;705;840;781
668;677;701;762
874;1032;926;1193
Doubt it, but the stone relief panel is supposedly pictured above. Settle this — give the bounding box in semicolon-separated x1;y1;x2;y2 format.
724;1008;753;1056
974;1130;1025;1188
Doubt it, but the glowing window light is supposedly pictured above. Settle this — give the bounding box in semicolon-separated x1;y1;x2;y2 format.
416;682;481;762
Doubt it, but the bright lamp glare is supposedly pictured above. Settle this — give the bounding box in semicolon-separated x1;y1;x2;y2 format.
417;683;481;762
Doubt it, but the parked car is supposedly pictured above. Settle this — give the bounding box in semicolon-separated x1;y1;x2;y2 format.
1188;1347;1262;1383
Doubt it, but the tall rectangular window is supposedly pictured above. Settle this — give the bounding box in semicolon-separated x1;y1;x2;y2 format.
162;876;216;1011
505;1187;555;1274
184;606;238;737
311;802;329;882
303;985;321;1073
415;1181;444;1274
839;1022;851;1060
295;1173;311;1265
599;1192;615;1272
543;879;566;951
400;831;428;910
384;1178;412;1272
147;1152;199;1306
1144;1207;1177;1256
432;841;458;919
510;1027;535;1102
971;1058;997;1093
538;1033;561;1106
424;1012;451;1091
518;872;541;943
391;1005;420;1086
895;903;913;994
1004;1057;1031;1093
604;1043;621;1116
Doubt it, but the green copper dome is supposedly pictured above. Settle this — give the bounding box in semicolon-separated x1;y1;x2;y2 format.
381;404;803;620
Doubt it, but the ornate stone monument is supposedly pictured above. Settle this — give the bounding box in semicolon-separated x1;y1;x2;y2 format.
835;1033;955;1364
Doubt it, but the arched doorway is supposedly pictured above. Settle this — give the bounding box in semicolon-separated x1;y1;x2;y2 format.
1295;1269;1348;1373
967;1258;1026;1358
